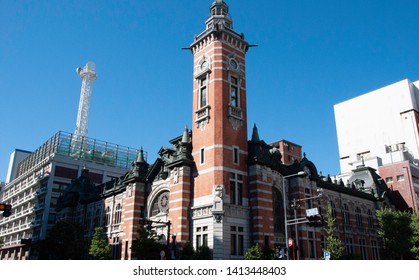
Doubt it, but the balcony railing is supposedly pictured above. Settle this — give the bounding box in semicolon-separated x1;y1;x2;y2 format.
15;131;139;177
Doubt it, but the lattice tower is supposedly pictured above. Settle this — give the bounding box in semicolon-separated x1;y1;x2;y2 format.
74;61;97;139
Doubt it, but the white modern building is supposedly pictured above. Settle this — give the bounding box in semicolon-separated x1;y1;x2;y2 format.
334;79;419;211
6;150;32;184
0;131;138;259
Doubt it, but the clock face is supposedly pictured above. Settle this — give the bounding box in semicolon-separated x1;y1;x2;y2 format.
200;60;208;71
158;192;169;213
229;59;238;70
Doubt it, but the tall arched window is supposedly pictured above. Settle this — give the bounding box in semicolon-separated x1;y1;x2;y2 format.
330;201;337;219
367;209;374;228
343;204;350;225
356;206;363;227
105;206;111;226
114;203;122;224
272;187;285;235
94;208;101;227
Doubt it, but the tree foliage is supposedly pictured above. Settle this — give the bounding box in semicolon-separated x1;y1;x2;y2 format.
323;203;343;260
38;220;86;259
410;213;419;259
244;243;274;260
132;226;165;260
376;208;418;259
194;245;213;260
244;243;263;260
89;227;111;260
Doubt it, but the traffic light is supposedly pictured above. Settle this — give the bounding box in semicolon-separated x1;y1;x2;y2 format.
0;203;12;217
306;214;324;227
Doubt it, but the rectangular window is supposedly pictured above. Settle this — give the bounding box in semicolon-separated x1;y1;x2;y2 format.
203;234;208;247
359;239;367;260
199;77;208;108
230;173;243;205
200;147;205;165
385;177;393;183
233;146;239;165
308;231;315;259
345;237;354;256
230;234;237;255
230;180;236;205
230;226;244;256
397;175;405;181
230;76;239;107
196;235;202;248
371;240;379;260
238;234;244;255
196;227;209;248
305;188;312;209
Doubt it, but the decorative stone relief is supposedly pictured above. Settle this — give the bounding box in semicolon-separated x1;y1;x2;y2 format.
228;116;242;130
212;185;224;223
127;183;133;197
173;168;179;184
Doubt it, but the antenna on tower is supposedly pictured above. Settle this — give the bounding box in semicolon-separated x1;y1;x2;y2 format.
74;61;97;139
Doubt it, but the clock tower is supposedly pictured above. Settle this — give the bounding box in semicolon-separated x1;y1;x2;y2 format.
189;0;250;259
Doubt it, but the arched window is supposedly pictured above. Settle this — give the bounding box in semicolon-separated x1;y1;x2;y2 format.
85;211;92;230
114;203;122;224
94;208;101;227
272;187;285;235
356;206;363;227
330;201;337;219
343;204;350;225
105;206;111;226
367;209;374;228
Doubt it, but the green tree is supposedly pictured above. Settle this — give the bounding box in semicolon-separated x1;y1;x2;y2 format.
376;208;412;259
38;220;86;259
194;245;212;260
181;241;195;260
410;213;419;259
132;226;165;260
244;243;262;260
323;203;343;260
89;227;111;260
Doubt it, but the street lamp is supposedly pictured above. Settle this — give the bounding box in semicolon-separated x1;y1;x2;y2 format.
282;171;307;260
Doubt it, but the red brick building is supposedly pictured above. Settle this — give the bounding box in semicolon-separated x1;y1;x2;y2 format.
55;0;393;260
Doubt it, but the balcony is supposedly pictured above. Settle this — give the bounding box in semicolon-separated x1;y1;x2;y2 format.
195;105;211;128
228;105;243;119
31;219;42;227
228;105;243;129
33;203;45;212
36;186;48;196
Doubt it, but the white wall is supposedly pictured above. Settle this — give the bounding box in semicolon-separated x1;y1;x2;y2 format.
334;79;419;173
6;149;31;183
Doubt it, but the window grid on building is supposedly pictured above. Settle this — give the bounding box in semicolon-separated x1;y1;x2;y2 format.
230;226;244;256
229;173;243;205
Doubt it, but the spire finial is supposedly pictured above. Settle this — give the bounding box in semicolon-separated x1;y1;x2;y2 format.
136;147;145;163
251;123;260;142
181;125;190;143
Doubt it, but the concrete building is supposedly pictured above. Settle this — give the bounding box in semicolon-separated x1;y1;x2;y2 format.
6;150;31;184
0;131;138;259
334;79;419;211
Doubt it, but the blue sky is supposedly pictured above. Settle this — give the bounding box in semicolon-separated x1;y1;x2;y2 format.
1;0;419;181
